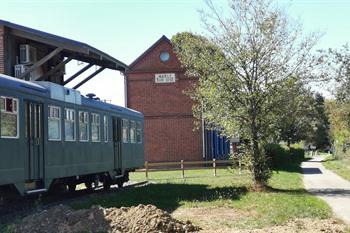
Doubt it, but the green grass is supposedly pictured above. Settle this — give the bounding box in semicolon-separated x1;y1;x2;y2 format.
69;163;331;229
323;156;350;181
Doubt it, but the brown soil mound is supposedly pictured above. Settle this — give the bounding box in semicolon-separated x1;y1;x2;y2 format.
14;204;199;233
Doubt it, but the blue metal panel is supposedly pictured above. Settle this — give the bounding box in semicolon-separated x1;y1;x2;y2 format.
0;74;49;97
215;131;219;158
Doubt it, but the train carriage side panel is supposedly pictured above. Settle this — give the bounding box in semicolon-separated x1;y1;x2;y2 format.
0;74;49;193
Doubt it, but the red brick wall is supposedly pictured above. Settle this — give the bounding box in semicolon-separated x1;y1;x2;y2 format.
0;26;5;74
127;37;203;162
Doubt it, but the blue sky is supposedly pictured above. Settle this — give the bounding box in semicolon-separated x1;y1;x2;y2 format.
1;0;349;105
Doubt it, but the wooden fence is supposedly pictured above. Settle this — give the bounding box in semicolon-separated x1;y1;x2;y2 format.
141;159;234;179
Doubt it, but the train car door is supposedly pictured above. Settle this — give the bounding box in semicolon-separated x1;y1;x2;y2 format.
112;117;122;173
25;101;44;181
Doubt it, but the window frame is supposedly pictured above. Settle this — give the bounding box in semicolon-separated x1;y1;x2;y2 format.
91;113;101;142
64;108;76;142
136;121;142;144
48;105;61;141
79;111;89;142
104;115;108;143
0;96;19;139
122;119;129;143
130;120;136;143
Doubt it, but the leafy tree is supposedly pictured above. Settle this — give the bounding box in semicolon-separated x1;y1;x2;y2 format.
275;80;316;148
326;44;350;102
172;0;321;189
306;93;330;149
326;100;350;157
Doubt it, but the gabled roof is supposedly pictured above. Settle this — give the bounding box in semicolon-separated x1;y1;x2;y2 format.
0;19;128;71
129;35;171;69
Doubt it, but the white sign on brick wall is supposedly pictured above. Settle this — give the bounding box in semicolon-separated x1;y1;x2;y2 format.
155;73;176;83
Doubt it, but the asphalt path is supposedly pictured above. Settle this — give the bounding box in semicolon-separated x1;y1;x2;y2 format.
302;156;350;224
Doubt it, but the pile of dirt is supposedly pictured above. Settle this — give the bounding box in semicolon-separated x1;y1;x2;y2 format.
14;204;199;233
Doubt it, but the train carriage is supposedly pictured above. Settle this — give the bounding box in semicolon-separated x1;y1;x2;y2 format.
0;74;144;195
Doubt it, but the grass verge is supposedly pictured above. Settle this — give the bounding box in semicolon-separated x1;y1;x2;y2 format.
69;161;331;229
323;156;350;181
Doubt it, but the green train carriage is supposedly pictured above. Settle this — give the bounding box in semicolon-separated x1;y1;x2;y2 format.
0;74;144;195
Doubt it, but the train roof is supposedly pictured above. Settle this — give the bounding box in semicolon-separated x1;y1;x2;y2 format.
0;74;142;118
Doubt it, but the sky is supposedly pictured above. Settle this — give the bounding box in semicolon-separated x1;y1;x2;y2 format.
1;0;349;105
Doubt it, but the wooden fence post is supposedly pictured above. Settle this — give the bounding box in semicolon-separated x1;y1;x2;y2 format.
181;160;184;179
213;158;217;177
145;161;148;180
239;158;241;175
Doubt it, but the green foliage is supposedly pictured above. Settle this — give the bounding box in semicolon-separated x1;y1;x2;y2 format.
0;224;15;233
274;80;316;147
306;94;330;149
264;143;305;170
326;100;350;145
172;0;321;187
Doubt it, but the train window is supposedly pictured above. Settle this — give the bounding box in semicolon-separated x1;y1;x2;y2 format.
130;120;136;143
104;115;108;143
79;111;89;142
91;113;100;142
122;119;129;143
0;96;19;138
48;105;61;141
64;109;75;141
136;121;142;143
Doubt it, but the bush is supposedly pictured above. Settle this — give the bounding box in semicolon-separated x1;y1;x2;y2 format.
264;143;305;169
289;148;305;162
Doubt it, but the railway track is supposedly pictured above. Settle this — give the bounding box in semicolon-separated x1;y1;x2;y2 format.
0;181;148;225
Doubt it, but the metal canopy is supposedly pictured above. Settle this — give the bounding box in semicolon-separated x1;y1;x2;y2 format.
0;20;128;72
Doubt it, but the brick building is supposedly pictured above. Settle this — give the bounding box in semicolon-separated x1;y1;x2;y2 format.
127;36;230;162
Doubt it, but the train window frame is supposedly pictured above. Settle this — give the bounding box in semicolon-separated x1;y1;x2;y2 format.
64;108;76;142
91;113;100;142
104;115;108;143
79;111;89;142
136;121;142;143
130;120;136;143
122;119;129;143
48;105;61;141
0;96;19;139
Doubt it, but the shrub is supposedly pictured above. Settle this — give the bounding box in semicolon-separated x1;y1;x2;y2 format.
264;143;305;169
289;148;305;162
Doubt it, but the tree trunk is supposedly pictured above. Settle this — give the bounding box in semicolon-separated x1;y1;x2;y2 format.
250;116;267;191
251;113;271;191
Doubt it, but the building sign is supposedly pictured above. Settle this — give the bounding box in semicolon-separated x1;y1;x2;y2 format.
155;73;176;83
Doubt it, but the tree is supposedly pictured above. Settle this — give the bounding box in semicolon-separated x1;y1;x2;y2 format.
326;44;350;102
275;80;316;148
306;93;330;149
172;0;321;189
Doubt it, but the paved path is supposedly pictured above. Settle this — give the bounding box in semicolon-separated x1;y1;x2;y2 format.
302;157;350;224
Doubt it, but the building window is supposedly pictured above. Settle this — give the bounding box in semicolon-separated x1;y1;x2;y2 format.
136;121;142;143
0;96;19;138
64;109;75;141
104;115;108;143
79;111;89;141
91;113;100;142
122;119;129;143
130;120;136;143
48;105;61;141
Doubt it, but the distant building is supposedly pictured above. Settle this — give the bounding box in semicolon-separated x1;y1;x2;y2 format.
126;36;230;162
